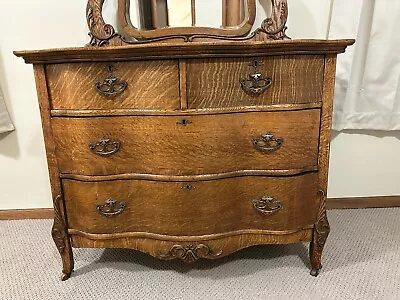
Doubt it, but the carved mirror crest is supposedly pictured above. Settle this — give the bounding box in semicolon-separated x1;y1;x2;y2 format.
87;0;289;46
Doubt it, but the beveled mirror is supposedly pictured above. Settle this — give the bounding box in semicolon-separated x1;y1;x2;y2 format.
118;0;256;40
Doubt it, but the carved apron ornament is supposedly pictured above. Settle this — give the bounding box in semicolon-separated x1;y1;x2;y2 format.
159;244;223;263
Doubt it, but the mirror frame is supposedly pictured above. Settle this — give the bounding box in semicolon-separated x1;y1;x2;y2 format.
117;0;256;40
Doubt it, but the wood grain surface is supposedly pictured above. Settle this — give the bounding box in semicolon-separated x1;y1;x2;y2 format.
52;110;320;176
46;60;180;110
62;173;319;236
187;55;324;108
14;39;355;64
33;64;74;280
70;228;313;261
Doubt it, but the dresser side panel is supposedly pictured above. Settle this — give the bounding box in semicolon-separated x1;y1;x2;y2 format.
318;55;337;202
33;64;73;274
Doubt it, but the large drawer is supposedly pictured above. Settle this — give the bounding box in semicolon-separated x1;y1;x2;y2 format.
52;110;321;176
187;55;324;108
46;61;180;110
63;173;320;236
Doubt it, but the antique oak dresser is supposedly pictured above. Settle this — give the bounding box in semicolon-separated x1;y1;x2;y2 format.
15;0;354;280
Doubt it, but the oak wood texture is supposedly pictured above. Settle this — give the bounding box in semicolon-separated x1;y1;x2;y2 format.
70;229;313;262
187;55;324;108
13;0;356;279
15;37;354;279
46;60;180;110
51;110;320;176
32;65;74;280
14;39;355;64
50;102;322;117
309;54;338;276
63;173;319;236
4;195;400;220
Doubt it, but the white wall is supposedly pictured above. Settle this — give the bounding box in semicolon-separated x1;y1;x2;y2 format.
0;0;399;209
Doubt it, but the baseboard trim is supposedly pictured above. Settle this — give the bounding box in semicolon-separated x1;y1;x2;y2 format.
326;195;400;210
1;196;400;220
0;208;54;220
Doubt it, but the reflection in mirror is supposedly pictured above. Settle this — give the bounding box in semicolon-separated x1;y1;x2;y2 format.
128;0;246;30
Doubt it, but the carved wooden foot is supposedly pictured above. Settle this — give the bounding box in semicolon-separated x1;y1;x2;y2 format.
52;195;74;281
309;211;330;277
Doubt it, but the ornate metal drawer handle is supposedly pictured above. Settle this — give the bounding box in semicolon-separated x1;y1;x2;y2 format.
176;118;192;126
240;60;272;95
89;137;121;156
252;132;283;153
252;196;282;216
96;66;127;97
96;198;126;217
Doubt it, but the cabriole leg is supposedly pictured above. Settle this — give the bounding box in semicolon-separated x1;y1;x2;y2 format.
52;195;74;280
309;211;330;277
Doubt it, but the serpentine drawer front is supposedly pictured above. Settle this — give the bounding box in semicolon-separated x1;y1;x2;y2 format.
63;173;319;236
187;55;325;109
52;110;321;176
15;2;354;278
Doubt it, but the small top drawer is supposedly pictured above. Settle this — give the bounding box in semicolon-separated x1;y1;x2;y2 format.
46;60;180;110
187;55;324;109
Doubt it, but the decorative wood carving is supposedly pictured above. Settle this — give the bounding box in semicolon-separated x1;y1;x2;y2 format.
86;0;289;46
159;244;223;263
51;194;74;280
118;0;256;41
86;0;122;46
51;195;67;254
255;0;289;40
310;190;330;276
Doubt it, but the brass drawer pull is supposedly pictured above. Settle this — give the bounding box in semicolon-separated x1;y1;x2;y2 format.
240;60;272;95
96;66;127;97
89;137;121;156
96;198;126;217
176;118;192;126
252;196;282;216
252;132;283;153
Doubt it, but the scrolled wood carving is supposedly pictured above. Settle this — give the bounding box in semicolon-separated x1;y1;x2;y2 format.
159;244;222;263
86;0;123;46
51;195;67;253
85;0;289;46
310;190;330;276
253;0;290;41
315;190;330;248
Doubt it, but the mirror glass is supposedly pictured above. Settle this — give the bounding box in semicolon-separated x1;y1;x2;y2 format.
128;0;247;30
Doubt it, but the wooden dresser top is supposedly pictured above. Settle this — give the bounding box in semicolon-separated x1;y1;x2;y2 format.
14;39;354;64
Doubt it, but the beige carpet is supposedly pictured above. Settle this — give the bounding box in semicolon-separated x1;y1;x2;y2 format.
1;208;400;300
